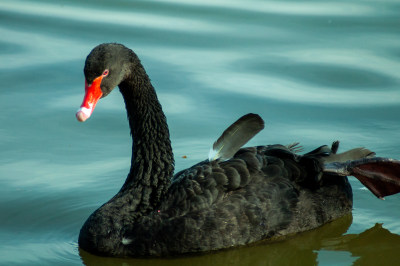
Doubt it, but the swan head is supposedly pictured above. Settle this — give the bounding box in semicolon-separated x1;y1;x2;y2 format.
77;43;133;122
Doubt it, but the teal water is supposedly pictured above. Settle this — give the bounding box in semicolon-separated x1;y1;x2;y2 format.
1;0;400;265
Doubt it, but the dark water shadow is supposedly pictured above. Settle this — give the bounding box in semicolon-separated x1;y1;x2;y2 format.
322;223;400;265
78;214;400;265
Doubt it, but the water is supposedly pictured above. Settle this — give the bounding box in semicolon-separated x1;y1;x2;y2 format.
1;0;400;265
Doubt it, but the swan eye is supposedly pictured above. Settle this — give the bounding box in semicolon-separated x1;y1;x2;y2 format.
102;69;109;77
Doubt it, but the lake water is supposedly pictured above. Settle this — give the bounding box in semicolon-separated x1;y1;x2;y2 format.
1;0;400;265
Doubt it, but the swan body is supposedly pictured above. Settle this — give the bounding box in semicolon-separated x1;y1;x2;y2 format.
77;43;400;257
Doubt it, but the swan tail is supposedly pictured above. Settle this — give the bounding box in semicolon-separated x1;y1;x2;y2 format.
209;113;264;161
322;146;375;164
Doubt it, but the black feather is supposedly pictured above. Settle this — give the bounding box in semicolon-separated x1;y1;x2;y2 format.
209;113;264;161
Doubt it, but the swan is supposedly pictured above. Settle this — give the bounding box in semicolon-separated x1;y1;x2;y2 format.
76;43;400;257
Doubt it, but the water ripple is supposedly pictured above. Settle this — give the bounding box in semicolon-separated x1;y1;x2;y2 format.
1;0;400;265
0;0;227;32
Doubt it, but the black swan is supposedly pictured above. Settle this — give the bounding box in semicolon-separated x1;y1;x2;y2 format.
76;43;400;257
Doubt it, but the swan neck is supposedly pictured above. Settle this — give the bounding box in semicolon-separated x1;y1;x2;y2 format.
118;65;174;213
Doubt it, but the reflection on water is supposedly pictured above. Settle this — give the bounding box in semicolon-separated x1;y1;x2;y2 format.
1;0;400;265
323;223;400;265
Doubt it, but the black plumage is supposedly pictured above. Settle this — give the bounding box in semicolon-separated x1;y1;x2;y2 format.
77;43;400;257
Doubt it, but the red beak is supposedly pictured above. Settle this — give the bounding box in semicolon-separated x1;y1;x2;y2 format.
76;75;104;122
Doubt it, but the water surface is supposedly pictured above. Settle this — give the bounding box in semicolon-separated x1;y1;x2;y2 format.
1;0;400;265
